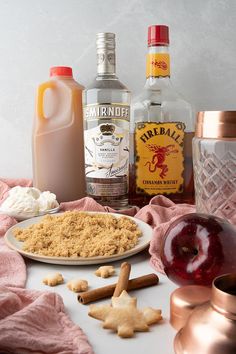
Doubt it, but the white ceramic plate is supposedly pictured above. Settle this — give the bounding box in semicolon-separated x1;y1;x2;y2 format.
0;206;60;221
4;212;152;265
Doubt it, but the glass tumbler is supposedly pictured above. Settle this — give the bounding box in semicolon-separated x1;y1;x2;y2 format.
193;111;236;223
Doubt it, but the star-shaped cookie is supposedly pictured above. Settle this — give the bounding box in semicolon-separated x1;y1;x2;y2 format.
42;272;64;286
95;265;115;278
67;279;88;292
88;290;162;338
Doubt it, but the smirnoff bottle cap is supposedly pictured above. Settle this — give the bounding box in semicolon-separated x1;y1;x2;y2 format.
96;32;115;49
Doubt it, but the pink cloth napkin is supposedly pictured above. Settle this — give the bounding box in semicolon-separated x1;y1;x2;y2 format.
0;179;93;354
60;198;139;216
0;286;93;354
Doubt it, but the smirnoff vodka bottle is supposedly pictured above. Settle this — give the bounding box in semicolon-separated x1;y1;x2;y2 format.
83;33;131;208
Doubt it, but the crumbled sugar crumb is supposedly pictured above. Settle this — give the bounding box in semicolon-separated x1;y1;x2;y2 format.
13;211;142;258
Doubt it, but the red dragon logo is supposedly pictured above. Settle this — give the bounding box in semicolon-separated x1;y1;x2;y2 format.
151;60;168;70
145;144;178;179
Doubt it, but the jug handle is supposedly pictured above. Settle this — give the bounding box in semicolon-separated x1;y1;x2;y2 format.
37;82;55;120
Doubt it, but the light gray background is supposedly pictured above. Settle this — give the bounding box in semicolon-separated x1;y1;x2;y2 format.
0;0;235;178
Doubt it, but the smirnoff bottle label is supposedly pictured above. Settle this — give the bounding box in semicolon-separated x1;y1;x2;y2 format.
84;104;129;120
84;103;130;183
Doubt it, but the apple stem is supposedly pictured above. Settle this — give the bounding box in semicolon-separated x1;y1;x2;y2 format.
181;246;198;256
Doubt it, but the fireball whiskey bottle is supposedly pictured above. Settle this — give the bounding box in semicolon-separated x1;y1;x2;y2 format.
129;25;194;207
83;33;131;208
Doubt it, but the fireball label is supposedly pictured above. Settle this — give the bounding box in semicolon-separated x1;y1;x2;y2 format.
135;122;185;195
146;53;170;78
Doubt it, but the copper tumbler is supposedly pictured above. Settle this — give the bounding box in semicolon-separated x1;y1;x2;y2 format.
174;273;236;354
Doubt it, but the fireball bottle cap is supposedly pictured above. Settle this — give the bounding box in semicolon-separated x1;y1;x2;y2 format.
148;25;169;46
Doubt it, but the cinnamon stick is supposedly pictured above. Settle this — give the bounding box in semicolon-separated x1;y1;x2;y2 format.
113;262;131;297
78;273;159;304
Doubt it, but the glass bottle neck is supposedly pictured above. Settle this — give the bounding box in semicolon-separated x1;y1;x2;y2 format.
146;45;171;84
97;48;116;76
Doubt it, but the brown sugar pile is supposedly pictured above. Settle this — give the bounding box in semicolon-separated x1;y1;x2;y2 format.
13;211;142;258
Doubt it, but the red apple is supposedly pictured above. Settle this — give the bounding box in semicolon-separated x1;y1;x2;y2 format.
160;213;236;286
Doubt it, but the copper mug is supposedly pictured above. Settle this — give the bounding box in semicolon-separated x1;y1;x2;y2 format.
174;273;236;354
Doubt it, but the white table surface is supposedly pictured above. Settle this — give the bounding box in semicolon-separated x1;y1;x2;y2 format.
26;249;178;354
